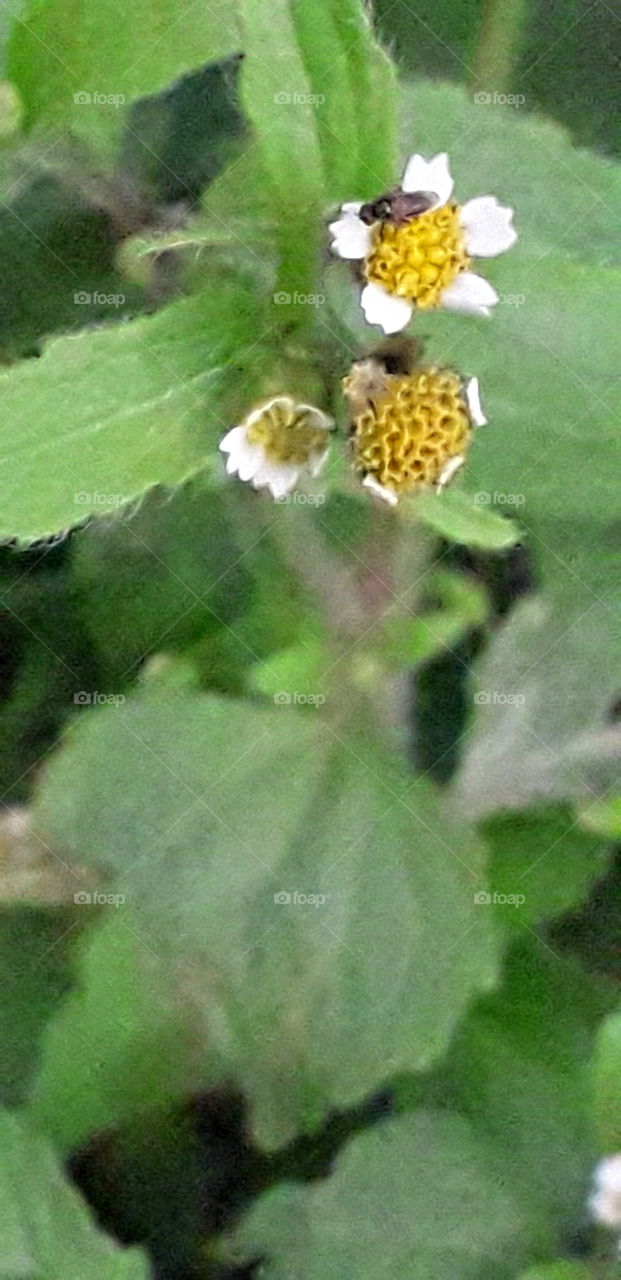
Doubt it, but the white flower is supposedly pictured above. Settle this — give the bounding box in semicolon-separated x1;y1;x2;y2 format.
220;396;332;501
590;1154;621;1228
329;152;517;333
348;362;486;506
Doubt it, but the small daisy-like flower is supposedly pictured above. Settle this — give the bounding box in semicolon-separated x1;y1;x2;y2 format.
343;357;485;506
590;1154;621;1228
220;396;332;501
329;152;517;333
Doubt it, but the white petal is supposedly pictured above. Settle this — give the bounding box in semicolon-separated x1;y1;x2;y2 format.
245;396;293;429
439;271;498;317
465;376;487;426
309;446;330;478
401;152;453;206
590;1191;621;1227
225;451;242;476
593;1154;621;1194
220;426;263;481
362;474;398;506
236;442;265;483
460;196;517;257
436;455;465;491
360;282;413;334
294;404;333;433
255;463;299;500
328;206;372;260
219;425;245;456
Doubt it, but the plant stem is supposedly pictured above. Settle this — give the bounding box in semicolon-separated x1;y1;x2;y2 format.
273;221;322;337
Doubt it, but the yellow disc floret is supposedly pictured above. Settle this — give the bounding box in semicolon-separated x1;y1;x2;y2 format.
246;397;329;466
347;367;471;494
364;204;470;310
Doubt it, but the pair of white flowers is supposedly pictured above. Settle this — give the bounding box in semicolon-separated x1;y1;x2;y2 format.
221;151;517;500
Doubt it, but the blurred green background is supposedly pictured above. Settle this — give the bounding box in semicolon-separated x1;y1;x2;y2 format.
376;0;620;157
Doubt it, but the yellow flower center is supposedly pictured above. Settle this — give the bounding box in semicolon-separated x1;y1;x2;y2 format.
364;204;470;310
347;368;471;493
246;398;328;466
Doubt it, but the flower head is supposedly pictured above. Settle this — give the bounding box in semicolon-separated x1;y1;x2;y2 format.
220;396;332;500
343;356;485;506
329;153;517;333
590;1154;621;1229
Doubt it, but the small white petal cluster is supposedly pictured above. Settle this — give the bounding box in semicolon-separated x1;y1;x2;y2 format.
590;1154;621;1228
329;152;517;334
220;396;332;501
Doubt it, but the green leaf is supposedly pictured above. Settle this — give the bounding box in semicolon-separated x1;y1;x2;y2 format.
378;570;487;667
238;0;394;205
29;916;194;1152
237;0;322;202
481;805;612;933
31;684;498;1148
421;938;614;1246
71;476;253;683
289;0;396;198
8;0;240;151
249;632;329;703
0;278;260;544
237;0;395;304
577;795;621;840
454;595;621;820
0;1106;149;1277
0;905;77;1108
412;489;521;550
227;1110;522;1278
592;1006;621;1152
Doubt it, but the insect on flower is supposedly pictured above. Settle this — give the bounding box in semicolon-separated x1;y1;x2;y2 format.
358;188;437;228
330;152;517;333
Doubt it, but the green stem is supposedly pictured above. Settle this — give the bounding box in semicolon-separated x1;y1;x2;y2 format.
473;0;529;92
273;220;322;337
267;502;365;638
264;495;436;743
